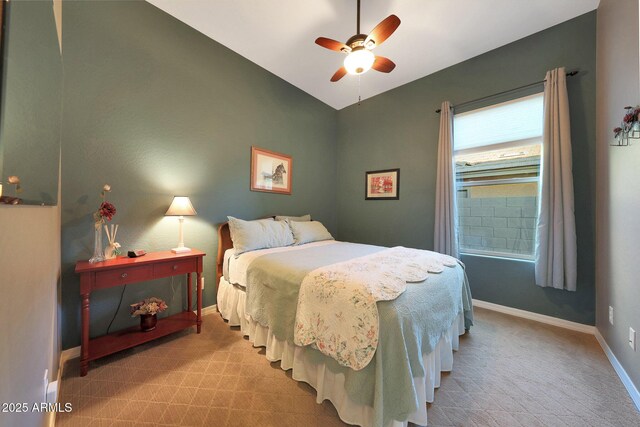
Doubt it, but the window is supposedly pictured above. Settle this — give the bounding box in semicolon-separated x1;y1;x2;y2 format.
454;93;543;260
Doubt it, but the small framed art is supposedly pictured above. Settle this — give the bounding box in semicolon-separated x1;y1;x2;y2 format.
250;146;292;195
365;168;400;200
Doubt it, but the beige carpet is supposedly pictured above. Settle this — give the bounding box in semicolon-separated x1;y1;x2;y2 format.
56;307;640;426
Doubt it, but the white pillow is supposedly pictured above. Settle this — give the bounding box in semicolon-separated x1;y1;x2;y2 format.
227;216;294;256
275;214;311;222
288;220;334;245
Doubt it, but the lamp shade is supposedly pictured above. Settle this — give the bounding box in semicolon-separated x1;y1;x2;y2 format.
165;196;197;216
344;48;375;75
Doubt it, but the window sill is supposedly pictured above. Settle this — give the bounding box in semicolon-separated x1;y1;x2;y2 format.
460;251;535;263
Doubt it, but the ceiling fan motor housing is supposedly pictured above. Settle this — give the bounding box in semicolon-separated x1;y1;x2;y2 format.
346;34;368;51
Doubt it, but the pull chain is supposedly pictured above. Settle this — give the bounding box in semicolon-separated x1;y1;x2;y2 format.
358;75;362;106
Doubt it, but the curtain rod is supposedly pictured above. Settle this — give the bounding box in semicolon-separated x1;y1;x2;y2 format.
435;70;578;113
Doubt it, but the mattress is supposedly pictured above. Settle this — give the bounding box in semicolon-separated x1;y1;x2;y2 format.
222;240;338;288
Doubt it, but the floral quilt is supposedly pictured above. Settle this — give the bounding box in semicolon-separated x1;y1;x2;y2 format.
293;247;458;370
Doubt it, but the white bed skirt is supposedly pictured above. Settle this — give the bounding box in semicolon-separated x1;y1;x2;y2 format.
217;277;465;427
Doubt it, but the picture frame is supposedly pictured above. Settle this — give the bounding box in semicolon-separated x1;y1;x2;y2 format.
250;146;292;195
365;168;400;200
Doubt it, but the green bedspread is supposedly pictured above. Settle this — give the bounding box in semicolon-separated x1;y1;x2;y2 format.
243;242;473;427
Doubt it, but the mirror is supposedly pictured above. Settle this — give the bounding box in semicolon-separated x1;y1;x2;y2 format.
0;0;62;205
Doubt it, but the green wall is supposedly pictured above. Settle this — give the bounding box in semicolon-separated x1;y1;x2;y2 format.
335;12;596;324
0;0;61;205
60;1;337;349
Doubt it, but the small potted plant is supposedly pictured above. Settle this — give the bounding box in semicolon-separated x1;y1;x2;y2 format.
130;297;168;331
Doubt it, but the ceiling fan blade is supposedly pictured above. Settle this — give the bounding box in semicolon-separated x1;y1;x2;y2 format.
330;67;347;82
315;37;350;53
372;56;396;73
364;15;401;48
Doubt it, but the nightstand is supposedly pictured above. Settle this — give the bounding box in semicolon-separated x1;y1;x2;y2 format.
74;250;206;376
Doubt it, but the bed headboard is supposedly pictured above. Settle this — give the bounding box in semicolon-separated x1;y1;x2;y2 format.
216;221;232;285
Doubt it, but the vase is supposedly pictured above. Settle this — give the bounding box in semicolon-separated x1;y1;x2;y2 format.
104;224;120;260
140;314;157;332
88;225;105;263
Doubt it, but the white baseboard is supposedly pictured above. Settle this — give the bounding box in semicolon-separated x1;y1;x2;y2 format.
59;346;80;363
595;331;640;411
49;343;81;427
472;299;596;334
59;304;219;363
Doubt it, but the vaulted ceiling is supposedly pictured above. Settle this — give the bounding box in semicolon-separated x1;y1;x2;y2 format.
147;0;599;110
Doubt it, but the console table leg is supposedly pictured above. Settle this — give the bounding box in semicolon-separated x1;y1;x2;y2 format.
186;273;192;312
196;272;202;333
80;292;90;376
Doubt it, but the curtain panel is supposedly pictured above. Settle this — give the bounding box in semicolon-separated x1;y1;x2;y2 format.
434;101;459;258
535;67;578;291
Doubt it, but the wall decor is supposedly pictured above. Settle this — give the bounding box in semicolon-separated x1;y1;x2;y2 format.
365;168;400;200
251;146;292;195
611;105;640;146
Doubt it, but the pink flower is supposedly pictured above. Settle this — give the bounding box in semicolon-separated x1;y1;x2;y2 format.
99;202;116;221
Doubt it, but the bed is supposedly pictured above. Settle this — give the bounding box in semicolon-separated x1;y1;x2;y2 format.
215;219;473;427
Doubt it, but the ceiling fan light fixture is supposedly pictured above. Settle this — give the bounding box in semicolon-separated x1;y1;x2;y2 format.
344;48;375;75
315;2;400;82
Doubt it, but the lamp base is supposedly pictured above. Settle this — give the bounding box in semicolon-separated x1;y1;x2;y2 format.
171;246;191;254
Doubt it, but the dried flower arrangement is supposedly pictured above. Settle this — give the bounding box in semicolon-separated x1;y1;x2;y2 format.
93;184;116;230
130;297;168;317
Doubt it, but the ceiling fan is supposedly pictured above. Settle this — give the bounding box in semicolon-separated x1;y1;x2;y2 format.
315;0;401;82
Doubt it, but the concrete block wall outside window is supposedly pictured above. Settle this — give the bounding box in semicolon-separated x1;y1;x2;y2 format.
458;195;537;257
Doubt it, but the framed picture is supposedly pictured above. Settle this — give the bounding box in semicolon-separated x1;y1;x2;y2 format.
250;146;292;195
365;168;400;200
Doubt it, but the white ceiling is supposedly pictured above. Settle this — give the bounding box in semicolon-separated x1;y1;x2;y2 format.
146;0;599;110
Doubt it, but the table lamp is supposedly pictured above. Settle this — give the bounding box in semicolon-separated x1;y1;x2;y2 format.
165;196;197;253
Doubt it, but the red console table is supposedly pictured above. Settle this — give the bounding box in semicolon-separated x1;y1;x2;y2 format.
74;250;206;376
